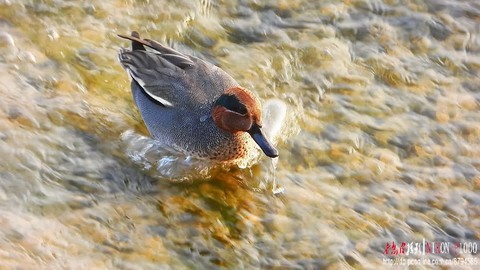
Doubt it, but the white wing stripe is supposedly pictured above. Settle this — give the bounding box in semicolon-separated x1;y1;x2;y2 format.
126;68;174;107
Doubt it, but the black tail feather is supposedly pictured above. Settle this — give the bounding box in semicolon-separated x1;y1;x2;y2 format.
118;32;194;69
130;31;145;51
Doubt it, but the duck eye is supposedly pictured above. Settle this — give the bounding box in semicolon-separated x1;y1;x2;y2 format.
214;94;247;115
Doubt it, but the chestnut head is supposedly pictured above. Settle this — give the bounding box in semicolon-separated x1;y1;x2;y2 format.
212;87;278;158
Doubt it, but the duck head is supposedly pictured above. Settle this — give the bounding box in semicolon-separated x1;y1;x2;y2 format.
212;87;279;158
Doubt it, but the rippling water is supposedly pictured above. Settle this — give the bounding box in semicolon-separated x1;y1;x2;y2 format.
0;0;479;269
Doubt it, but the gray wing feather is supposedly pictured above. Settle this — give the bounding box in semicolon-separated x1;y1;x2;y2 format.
141;39;195;68
118;35;238;109
143;39;187;56
119;49;185;107
161;54;194;69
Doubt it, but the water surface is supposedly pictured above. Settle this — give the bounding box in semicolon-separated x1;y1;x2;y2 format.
0;0;479;269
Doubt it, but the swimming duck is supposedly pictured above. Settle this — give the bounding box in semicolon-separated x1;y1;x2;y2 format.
118;32;278;163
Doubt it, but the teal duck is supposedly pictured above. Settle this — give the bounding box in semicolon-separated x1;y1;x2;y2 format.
118;32;278;163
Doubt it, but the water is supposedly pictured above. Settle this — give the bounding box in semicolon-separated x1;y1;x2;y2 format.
1;0;479;269
270;157;284;195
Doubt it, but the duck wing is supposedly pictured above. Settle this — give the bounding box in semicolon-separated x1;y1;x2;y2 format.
118;32;238;108
118;32;195;69
118;48;185;107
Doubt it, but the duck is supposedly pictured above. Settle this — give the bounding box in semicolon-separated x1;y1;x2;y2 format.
118;31;278;163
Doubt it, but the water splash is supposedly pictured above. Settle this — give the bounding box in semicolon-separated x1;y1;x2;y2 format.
270;157;284;195
262;98;287;144
122;99;288;184
121;130;218;182
262;99;288;194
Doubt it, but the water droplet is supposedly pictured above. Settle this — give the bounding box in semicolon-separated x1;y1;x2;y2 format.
270;157;284;194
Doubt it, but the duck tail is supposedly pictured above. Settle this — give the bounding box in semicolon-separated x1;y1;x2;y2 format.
130;31;145;51
118;31;145;51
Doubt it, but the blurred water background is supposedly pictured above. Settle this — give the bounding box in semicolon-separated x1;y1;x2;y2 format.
0;0;479;269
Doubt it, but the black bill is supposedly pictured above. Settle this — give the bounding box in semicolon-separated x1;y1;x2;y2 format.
247;124;279;158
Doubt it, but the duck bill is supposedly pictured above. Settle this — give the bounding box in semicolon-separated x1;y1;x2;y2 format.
247;124;279;158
